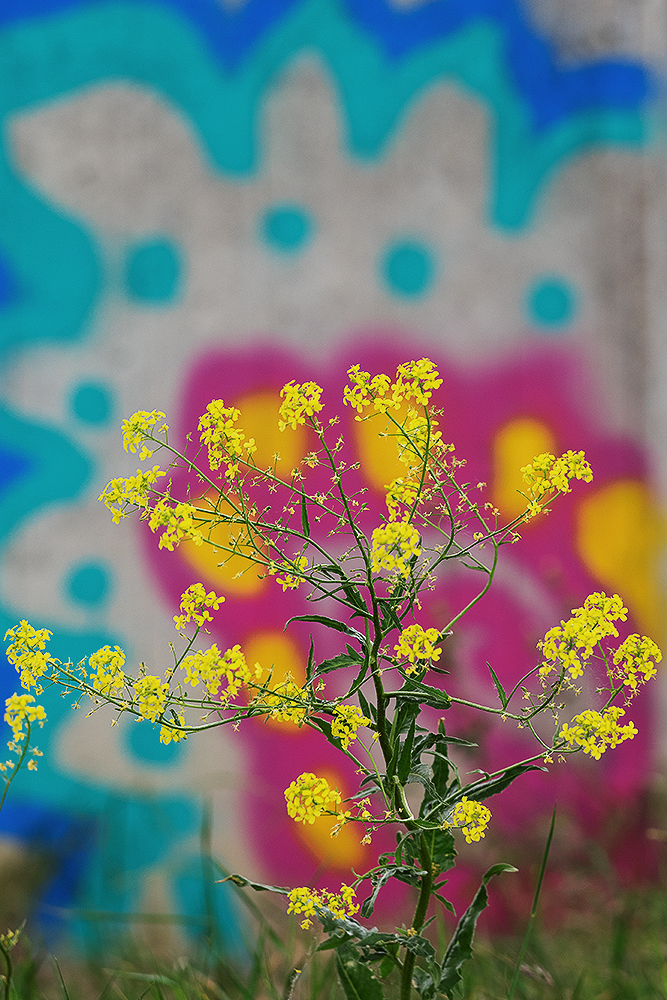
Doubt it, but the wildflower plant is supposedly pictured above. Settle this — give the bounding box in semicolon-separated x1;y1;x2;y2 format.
6;359;661;1000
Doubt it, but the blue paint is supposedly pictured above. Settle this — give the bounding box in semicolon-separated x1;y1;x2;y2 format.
261;205;313;251
66;561;111;605
126;718;187;764
125;239;181;302
527;276;576;327
173;853;245;952
382;241;435;297
0;253;16;308
71;382;113;425
0;448;31;499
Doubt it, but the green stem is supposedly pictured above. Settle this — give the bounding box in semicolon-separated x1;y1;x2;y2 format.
400;833;434;1000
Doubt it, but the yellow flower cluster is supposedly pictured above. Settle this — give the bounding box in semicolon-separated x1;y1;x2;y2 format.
331;704;370;750
198;400;256;477
447;797;491;844
5;621;53;692
278;380;325;430
173;583;225;630
371;519;421;577
540;592;628;681
133;675;169;722
275;555;308;591
287;884;359;930
521;450;593;516
4;693;46;740
254;676;309;723
394;624;442;672
99;466;166;524
121;410;168;460
396;411;443;475
182;643;259;700
559;705;637;760
159;713;187;745
284;772;342;825
612;634;662;694
88;645;126;697
385;477;420;521
343;359;442;416
148;499;204;550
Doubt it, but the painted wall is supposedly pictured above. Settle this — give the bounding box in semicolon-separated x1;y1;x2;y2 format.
0;0;665;945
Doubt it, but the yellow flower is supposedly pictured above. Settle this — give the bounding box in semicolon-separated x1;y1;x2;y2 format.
4;693;47;740
254;675;309;723
447;797;491;844
371;518;421;577
148;499;204;550
160;713;187;745
612;634;662;694
121;410;168;456
278;381;324;430
5;621;53;692
173;583;224;630
385;478;421;521
133;675;169;722
88;645;126;696
284;772;342;825
394;624;442;673
559;705;637;759
287;884;359;929
99;466;166;523
276;555;308;591
521;450;592;516
540;592;628;681
331;704;370;749
198;400;255;475
182;643;258;700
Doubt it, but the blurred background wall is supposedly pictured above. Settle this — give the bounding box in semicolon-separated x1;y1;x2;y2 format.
0;0;666;949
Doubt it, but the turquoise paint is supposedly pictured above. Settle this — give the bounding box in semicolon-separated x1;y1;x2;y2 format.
66;561;110;605
261;204;313;251
71;382;113;425
126;718;187;765
527;276;576;327
0;1;651;231
173;855;245;952
381;240;435;297
125;238;181;302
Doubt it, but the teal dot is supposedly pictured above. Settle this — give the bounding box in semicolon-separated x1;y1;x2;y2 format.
71;382;113;425
126;720;185;765
382;241;435;298
527;277;576;328
125;239;181;302
66;562;110;606
261;205;312;252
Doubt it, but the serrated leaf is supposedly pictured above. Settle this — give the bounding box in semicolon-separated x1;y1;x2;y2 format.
315;654;363;675
440;863;517;995
286;615;366;646
397;718;417;784
452;763;547;805
360;866;425;919
336;944;385;1000
486;660;508;709
300;492;310;537
306;634;316;683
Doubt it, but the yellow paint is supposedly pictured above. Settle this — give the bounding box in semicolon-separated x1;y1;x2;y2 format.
492;417;557;520
180;491;266;597
236;390;306;477
576;479;665;642
353;404;411;492
244;630;306;686
294;771;366;869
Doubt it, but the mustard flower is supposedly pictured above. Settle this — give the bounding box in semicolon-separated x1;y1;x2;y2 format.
276;555;308;591
331;704;370;750
133;675;169;722
198;400;256;476
521;450;593;516
371;518;421;577
182;643;259;700
278;380;324;430
446;797;491;844
160;713;187;745
148;499;204;551
4;693;46;740
99;466;166;524
394;624;442;673
287;884;359;930
612;634;662;694
385;477;421;521
284;772;342;825
121;410;168;459
254;675;309;723
5;621;53;693
540;592;628;681
88;645;126;697
559;705;638;759
343;365;394;416
173;583;225;630
392;358;443;407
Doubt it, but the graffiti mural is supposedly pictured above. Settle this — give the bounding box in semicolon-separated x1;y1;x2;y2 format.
0;0;662;942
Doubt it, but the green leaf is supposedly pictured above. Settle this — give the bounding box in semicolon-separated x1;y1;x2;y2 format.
360;866;425;919
218;874;289;895
440;863;517;995
486;661;508;709
397;718;417;784
300;492;310;537
424;826;456;871
306;634;316;683
315;654;363;675
378;598;402;634
379;956;395;979
453;763;547;805
285;615;366;646
336;944;385;1000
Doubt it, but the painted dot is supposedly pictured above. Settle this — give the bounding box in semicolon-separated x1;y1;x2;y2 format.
0;255;16;308
261;205;312;252
125;239;181;302
71;382;113;425
382;241;435;298
126;720;185;765
527;277;576;327
66;562;110;606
